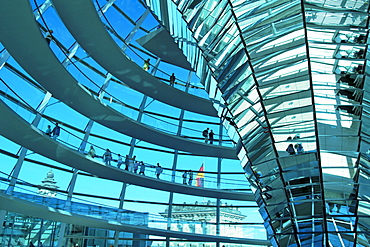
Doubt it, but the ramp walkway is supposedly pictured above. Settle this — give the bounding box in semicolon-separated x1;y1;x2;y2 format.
0;0;236;160
0;192;269;245
0;99;253;201
52;0;217;117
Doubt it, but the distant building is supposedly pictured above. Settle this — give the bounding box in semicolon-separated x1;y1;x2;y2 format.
159;201;247;247
37;170;59;197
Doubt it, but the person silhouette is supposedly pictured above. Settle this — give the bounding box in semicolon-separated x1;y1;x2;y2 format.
143;59;150;71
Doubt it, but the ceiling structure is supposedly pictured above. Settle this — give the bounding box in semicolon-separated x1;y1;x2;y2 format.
145;0;370;246
0;0;370;246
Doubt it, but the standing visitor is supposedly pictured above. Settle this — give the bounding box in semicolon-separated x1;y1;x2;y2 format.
139;161;146;175
124;155;130;170
87;146;95;158
133;160;139;173
117;154;123;168
155;163;163;179
182;171;188;184
295;143;304;154
286;144;296;155
103;149;112;165
202;128;209;143
129;156;136;172
45;125;52;137
51;123;61;140
188;170;193;185
143;59;150;71
209;130;214;144
169;73;176;86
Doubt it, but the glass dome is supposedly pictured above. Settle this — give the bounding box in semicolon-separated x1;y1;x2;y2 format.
1;0;369;246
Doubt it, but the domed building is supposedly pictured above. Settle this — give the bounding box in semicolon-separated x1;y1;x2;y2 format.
158;200;261;247
37;170;59;197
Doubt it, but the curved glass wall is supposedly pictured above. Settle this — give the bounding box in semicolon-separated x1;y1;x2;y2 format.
145;0;370;246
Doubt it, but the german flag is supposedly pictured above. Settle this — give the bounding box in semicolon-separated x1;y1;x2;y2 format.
196;164;204;187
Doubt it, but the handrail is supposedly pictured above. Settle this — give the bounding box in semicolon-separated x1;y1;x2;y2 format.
2;62;225;126
2;56;230;144
0;88;249;190
0;80;234;151
0;189;269;244
31;2;222;142
94;0;203;91
0;168;256;207
0;177;263;228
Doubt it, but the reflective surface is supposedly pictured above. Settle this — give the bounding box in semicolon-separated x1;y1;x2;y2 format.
2;0;370;246
146;0;370;246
